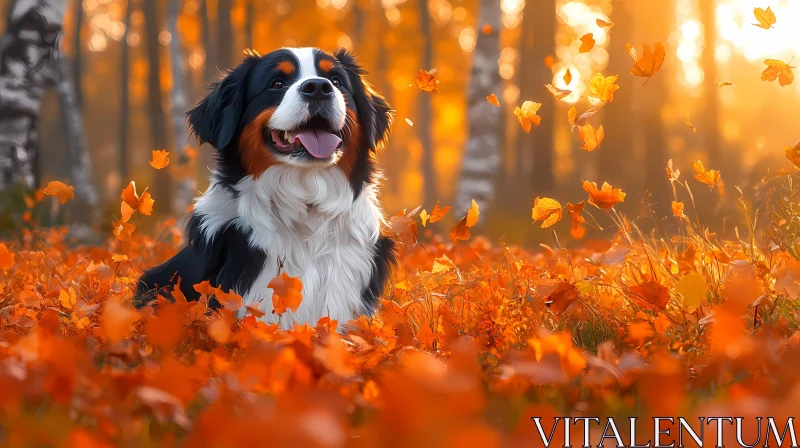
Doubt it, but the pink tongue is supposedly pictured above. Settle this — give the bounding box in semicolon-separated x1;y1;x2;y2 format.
294;129;342;158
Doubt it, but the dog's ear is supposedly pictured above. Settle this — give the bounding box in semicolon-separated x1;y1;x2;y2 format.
335;49;394;151
186;55;260;150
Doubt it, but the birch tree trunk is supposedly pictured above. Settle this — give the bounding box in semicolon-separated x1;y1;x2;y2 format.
455;0;501;214
418;0;435;206
0;0;67;190
167;0;193;214
56;52;98;222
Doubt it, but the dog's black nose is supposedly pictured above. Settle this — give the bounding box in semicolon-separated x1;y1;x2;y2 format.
299;78;334;101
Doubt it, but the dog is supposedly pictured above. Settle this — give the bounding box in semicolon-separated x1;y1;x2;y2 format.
137;47;396;328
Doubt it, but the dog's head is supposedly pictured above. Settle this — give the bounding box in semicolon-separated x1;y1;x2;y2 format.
187;47;393;193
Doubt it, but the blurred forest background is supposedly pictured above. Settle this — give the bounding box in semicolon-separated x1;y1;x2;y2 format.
1;0;799;247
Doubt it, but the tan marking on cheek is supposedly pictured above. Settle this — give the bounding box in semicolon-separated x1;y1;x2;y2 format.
319;59;335;73
239;108;280;178
337;109;362;178
277;61;295;75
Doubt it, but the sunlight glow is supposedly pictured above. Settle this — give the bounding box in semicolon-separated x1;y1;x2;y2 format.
717;0;800;61
672;0;704;89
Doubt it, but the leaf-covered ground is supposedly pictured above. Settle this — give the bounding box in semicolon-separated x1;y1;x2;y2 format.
3;165;800;447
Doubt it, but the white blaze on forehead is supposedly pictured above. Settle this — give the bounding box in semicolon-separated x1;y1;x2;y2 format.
289;47;318;78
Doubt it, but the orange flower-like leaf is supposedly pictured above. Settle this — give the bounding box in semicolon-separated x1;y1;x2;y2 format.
582;181;626;210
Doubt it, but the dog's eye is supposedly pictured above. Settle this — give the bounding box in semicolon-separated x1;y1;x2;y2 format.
330;77;342;89
270;79;285;89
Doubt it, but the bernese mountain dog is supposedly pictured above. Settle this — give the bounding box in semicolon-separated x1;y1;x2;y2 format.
137;47;395;328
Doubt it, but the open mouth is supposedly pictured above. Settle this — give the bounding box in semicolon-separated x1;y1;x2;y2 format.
266;116;343;160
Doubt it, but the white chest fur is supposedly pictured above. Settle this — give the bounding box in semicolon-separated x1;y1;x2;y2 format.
194;165;381;328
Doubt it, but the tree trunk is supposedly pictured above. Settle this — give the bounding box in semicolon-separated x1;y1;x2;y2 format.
455;0;502;214
217;0;233;69
167;0;193;214
418;0;435;206
244;0;253;50
71;0;82;108
55;54;98;222
119;0;132;181
199;0;214;84
144;0;171;211
699;0;722;172
520;0;556;197
599;0;634;187
0;0;67;190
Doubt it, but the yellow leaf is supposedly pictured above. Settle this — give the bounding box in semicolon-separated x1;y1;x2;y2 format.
684;113;696;132
677;272;706;311
628;42;666;80
420;209;429;227
577;124;604;151
578;33;595;53
466;199;480;227
717;81;737;88
588;73;619;102
532;197;563;228
692;160;721;189
513;101;542;133
762;59;794;86
753;6;776;29
432;254;457;274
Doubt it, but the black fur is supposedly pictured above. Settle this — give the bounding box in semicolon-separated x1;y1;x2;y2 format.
361;236;397;313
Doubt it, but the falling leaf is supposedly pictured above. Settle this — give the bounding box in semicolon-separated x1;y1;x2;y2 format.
627;42;666;81
120;181;155;222
389;213;418;247
588;73;620;102
578;124;604;151
149;150;170;169
514;101;542;133
753;7;776;29
563;69;573;85
43;181;75;204
692;160;721;189
102;297;141;344
405;118;414;127
596;18;614;28
785;140;800;168
432;254;457;274
762;59;794;86
486;93;500;106
59;288;77;310
112;219;136;241
568;107;577;129
269;272;303;315
429;202;451;223
532;197;563;228
419;209;429;227
414;69;439;92
582;181;626;210
567;202;586;229
0;243;14;271
543;282;579;314
631;281;670;310
684;113;696;132
666;159;681;182
545;84;572;100
717;81;737;88
568;107;598;131
672;201;685;218
449;216;470;242
466;199;480;227
677;272;707;311
579;33;595;53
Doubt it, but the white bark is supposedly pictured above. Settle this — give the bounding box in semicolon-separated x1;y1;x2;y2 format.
167;0;194;213
0;0;67;189
455;0;502;216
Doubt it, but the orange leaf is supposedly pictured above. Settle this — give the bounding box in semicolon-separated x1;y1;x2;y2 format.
588;73;619;102
269;272;303;315
432;254;457;274
486;93;500;106
414;69;439;92
59;288;77;310
120;181;154;222
429;202;451;223
672;201;685;218
544;282;579;314
567;201;586;229
582;181;626;210
692;160;721;189
42;181;75;204
762;59;794;86
627;42;666;81
149;149;170;169
568;106;598;131
545;84;572;100
596;18;614;28
578;124;604;151
481;23;493;34
208;314;233;344
112;219;136;241
513;101;542;133
0;243;14;271
785;140;800;168
752;6;776;29
684;113;696;132
563;68;573;85
631;281;670;310
717;81;737;88
578;33;595;53
449;216;471;242
666;159;681;182
532;197;563;228
102;297;141;344
466;199;480;227
388;213;418;247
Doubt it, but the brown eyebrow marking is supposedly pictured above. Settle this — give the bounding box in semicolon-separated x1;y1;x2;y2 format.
318;59;335;73
277;61;295;74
